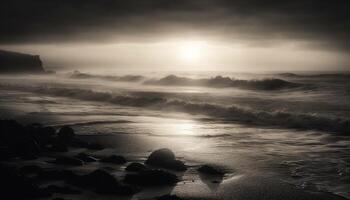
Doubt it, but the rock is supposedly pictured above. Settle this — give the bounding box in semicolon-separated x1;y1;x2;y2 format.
165;160;187;171
145;148;187;171
0;49;44;73
147;148;175;163
75;152;98;162
57;126;75;143
156;194;183;200
100;155;127;164
43;184;81;194
197;165;224;175
53;156;84;166
126;162;147;172
124;169;178;186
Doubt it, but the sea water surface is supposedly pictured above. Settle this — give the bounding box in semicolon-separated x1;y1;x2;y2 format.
0;71;349;199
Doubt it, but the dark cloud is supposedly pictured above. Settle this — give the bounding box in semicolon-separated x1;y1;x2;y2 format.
1;0;350;51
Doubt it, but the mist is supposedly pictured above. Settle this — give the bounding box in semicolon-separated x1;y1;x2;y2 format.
1;42;349;72
1;0;350;72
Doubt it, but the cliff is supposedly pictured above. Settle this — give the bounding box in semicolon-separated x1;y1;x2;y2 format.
0;50;44;73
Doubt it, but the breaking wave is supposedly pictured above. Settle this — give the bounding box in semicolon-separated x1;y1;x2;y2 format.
1;84;349;133
279;73;350;79
144;75;303;90
69;72;303;91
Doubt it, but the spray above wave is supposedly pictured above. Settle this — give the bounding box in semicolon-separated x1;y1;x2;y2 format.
70;70;145;82
144;75;302;90
2;84;349;134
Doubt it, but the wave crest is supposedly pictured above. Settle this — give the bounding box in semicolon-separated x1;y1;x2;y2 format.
2;84;349;134
144;75;302;90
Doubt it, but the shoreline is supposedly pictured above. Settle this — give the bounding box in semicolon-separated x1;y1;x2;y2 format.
0;119;348;200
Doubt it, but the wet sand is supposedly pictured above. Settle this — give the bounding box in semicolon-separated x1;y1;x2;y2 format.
77;134;347;200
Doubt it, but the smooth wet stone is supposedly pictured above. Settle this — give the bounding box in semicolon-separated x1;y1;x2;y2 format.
126;162;147;172
57;126;75;143
197;165;224;175
146;148;175;163
145;148;187;171
100;155;127;164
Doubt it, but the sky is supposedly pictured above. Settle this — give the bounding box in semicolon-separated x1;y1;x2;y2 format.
1;0;350;72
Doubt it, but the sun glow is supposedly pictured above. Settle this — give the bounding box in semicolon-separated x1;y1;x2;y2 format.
179;41;205;62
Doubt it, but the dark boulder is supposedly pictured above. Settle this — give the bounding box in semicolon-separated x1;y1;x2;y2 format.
126;162;147;172
57;126;75;143
100;155;127;164
145;148;187;171
147;148;175;163
165;160;187;171
75;152;98;162
197;165;224;176
124;169;178;186
53;156;84;166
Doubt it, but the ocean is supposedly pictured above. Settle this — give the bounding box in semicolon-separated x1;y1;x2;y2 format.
0;71;349;199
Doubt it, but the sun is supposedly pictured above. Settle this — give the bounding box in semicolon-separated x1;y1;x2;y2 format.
179;41;205;62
